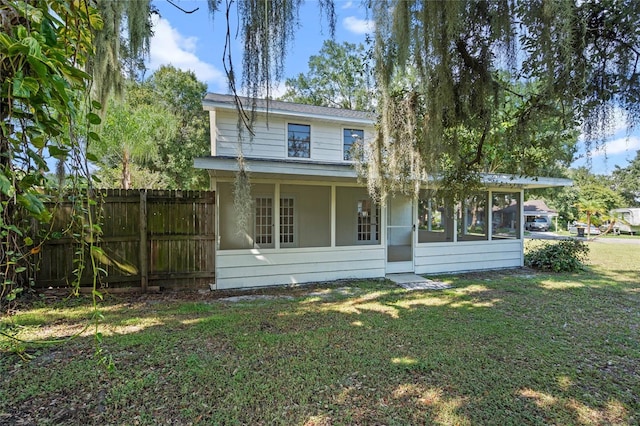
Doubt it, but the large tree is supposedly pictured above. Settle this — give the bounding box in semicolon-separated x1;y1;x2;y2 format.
90;82;177;189
279;40;374;111
144;66;210;190
366;0;640;200
612;150;640;206
91;66;210;190
544;167;625;226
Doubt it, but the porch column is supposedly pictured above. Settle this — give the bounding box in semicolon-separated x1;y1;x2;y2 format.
331;185;336;247
275;183;280;250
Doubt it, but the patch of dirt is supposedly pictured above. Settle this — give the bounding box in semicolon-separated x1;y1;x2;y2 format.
23;279;379;308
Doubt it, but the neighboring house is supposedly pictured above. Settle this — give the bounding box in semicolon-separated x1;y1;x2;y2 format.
523;199;559;231
195;93;571;290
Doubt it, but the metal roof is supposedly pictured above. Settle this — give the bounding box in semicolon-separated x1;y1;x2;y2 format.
195;156;573;189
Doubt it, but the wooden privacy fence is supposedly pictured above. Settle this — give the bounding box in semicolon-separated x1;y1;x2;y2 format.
36;189;216;292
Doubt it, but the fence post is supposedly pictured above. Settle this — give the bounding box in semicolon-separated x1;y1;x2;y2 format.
140;189;148;292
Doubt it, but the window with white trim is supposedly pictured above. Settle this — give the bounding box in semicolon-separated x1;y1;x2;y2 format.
280;197;295;246
254;197;273;247
253;196;296;248
357;199;380;242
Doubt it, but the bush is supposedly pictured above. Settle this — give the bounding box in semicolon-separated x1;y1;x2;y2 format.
525;239;590;272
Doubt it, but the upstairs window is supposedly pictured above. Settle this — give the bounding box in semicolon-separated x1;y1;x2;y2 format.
288;123;311;158
343;129;364;160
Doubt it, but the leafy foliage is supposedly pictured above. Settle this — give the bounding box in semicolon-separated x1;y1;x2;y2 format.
525;239;590;272
90;82;177;189
90;66;210;190
612;150;640;206
1;0;154;309
542;167;626;227
144;66;210;189
280;40;374;111
0;0;102;305
365;0;640;200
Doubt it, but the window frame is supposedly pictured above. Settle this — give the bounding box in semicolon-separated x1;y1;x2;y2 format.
417;192;454;243
343;128;364;161
254;196;274;248
356;199;380;244
457;192;489;242
253;195;297;249
287;122;311;159
279;195;297;248
491;192;521;240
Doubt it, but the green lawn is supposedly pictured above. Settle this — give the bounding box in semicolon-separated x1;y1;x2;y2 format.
1;242;639;425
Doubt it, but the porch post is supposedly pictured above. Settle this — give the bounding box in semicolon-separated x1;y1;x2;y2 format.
330;185;336;247
275;183;281;250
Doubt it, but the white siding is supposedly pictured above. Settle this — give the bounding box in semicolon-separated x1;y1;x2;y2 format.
215;110;286;159
213;110;372;163
215;246;385;289
312;124;342;161
414;240;523;275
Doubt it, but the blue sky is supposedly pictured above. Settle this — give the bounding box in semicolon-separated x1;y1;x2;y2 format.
147;0;639;175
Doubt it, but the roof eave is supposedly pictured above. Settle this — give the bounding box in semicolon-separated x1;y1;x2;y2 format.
195;157;573;189
202;101;375;125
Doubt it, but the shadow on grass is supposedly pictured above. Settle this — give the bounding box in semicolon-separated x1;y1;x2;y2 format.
2;261;639;424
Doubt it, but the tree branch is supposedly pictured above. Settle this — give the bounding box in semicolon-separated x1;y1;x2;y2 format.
166;0;199;14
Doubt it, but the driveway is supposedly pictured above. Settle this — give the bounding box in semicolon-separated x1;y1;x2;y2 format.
526;231;640;244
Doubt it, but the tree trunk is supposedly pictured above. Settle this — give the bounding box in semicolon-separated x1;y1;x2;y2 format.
122;150;131;189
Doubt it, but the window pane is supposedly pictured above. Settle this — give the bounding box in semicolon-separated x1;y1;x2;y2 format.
492;192;520;239
343;129;364;160
288;123;310;158
280;197;295;246
457;192;488;241
255;197;273;246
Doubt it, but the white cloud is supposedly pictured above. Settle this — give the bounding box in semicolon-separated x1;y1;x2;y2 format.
148;16;225;89
341;1;354;9
343;16;375;35
267;82;288;100
591;136;640;157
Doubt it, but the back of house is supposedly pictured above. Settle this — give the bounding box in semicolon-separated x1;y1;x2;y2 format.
195;93;571;290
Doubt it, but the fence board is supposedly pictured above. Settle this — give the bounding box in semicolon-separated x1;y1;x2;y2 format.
35;189;215;291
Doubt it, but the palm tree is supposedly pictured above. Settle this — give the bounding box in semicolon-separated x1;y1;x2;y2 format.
575;198;606;238
91;93;177;189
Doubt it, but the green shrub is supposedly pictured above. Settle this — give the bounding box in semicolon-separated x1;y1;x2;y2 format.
525;239;590;272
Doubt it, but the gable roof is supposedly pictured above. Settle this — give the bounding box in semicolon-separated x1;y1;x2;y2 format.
203;93;376;124
524;199;557;214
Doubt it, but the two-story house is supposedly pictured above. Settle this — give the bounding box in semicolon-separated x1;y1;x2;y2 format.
195;93;570;290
